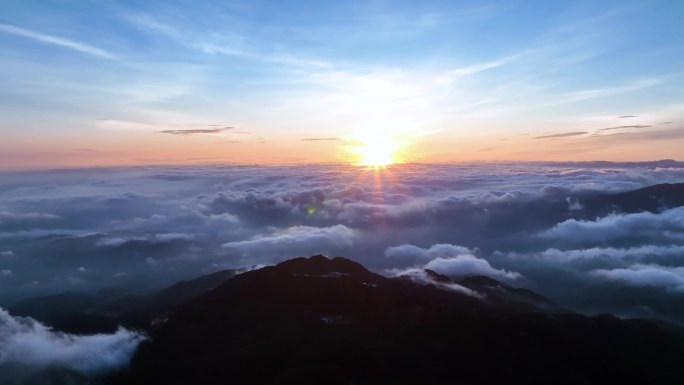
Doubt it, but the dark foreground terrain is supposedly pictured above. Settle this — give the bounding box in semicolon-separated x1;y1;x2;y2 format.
96;255;684;385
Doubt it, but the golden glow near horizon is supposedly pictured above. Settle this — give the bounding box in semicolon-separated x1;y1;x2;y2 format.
349;130;404;167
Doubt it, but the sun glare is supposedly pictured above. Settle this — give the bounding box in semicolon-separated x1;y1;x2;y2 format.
350;131;403;167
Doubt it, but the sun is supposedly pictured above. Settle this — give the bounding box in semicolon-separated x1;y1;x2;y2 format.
350;131;403;167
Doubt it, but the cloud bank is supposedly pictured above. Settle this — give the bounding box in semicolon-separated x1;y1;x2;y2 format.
1;161;684;322
385;243;520;280
0;307;145;384
540;206;684;244
592;264;684;293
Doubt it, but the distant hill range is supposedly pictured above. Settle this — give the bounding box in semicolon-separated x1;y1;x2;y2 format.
96;255;684;385
10;269;235;333
579;182;684;215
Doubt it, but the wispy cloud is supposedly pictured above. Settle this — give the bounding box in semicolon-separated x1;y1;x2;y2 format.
599;125;650;132
0;23;115;59
126;14;330;68
619;115;637;118
434;53;524;86
550;78;662;105
159;128;232;135
301;137;340;141
593;127;684;142
534;131;587;139
448;56;519;78
198;41;332;68
97;119;158;131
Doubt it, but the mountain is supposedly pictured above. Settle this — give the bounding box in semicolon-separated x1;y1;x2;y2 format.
108;255;684;385
579;182;684;215
97;269;236;328
457;274;561;312
8;289;128;334
9;269;235;333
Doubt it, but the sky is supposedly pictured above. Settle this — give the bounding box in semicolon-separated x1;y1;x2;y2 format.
1;0;683;168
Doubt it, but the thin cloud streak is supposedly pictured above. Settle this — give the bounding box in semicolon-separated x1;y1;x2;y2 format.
301;137;340;141
126;14;331;68
535;131;587;139
599;125;651;132
436;52;528;85
159;128;232;135
0;23;115;59
549;78;663;105
447;57;513;78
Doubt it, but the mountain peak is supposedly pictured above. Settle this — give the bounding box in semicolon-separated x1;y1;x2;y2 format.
112;255;684;385
459;275;505;288
423;269;455;284
269;255;376;280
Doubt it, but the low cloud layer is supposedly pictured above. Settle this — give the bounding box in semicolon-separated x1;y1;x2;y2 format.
386;243;520;280
222;225;356;263
1;161;684;322
592;264;684;293
0;307;145;384
394;268;480;297
540;207;684;245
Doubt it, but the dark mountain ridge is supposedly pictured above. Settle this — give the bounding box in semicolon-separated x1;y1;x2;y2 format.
9;269;235;333
579;182;684;215
108;255;684;385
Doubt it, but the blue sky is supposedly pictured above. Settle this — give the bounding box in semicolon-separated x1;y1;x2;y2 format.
1;0;683;167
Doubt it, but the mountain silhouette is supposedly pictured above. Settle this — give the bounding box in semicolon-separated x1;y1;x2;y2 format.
107;255;684;385
10;269;235;333
580;182;684;215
